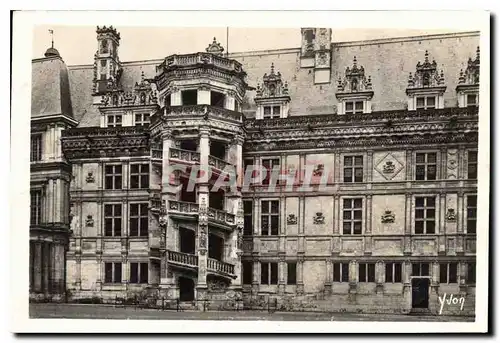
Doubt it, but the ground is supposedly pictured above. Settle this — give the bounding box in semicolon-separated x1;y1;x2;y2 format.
29;303;474;322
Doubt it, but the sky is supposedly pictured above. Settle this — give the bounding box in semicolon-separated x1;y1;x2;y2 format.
33;26;462;66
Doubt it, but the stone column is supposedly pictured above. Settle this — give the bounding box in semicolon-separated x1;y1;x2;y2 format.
278;256;286;295
348;260;358;295
252;259;260;294
324;259;333;294
52;243;66;296
402;260;412;312
404;193;412;255
457;191;464;254
42;242;51;296
33;242;43;293
296;255;304;295
365;195;372;255
161;130;175;287
375;260;384;293
431;260;439;293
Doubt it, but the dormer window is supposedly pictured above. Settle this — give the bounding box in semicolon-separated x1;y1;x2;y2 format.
107;114;122;128
457;47;480;108
254;63;290;120
406;51;446;111
182;89;198;105
335;57;374;115
263;106;281;119
210;90;226;108
467;94;479;107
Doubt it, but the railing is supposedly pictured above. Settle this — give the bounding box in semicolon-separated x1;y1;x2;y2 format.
208;155;235;172
166;250;198;268
170;148;201;163
207;258;235;275
160;52;243;74
169;200;199;214
207;207;236;225
164;105;242;122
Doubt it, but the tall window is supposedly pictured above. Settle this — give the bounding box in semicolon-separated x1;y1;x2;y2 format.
467;93;479;107
135;113;150;127
416;96;436;110
243;200;253;236
385;263;402;283
261;158;280;185
129;262;149;284
263;106;281;119
345;100;364;114
467;195;477;234
343;198;362;235
261;262;278;285
466;262;476;284
439;263;458;284
343;156;363;183
333;262;349;282
467;151;478;179
104;204;122;236
30;190;42;225
181;90;198;105
105;165;122;190
416;152;437;180
129;203;148;237
107;114;122;128
415;196;436;234
287;262;297;285
242;261;253;285
358;263;375;282
104;262;122;283
130;164;149;189
412;263;430;276
30;135;42;162
261;200;279;236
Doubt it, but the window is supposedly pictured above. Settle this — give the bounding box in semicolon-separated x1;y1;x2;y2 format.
129;203;148;237
439;263;458;284
333;263;349;282
359;263;376;282
135;113;150;126
415;152;437;180
261;262;278;285
105;165;122;190
343;198;363;235
30;190;42;225
467;94;478;107
385;263;402;283
412;263;430;276
466;262;476;284
130;262;148;284
181;90;197;105
345;100;364;114
242;261;253;285
107;114;122;128
467;151;478;179
261;158;280;185
100;60;107;80
415;196;436;234
130;164;149;189
287;263;297;285
211;91;225;108
30;135;42;162
467;195;477;234
344;156;363;183
104;204;122;236
243;200;253;236
263;106;281;119
261;200;279;235
416;96;436;110
104;262;122;283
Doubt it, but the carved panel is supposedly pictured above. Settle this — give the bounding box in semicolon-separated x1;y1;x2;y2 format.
374;152;404;181
447;149;458;179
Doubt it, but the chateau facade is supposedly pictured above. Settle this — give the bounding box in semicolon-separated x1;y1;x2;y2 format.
30;27;479;315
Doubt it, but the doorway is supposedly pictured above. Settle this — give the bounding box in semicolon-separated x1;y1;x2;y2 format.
179;228;196;255
411;278;430;309
208;234;224;261
178;277;195;301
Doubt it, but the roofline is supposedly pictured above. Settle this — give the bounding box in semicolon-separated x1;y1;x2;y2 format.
62;30;480;69
32;55;64;63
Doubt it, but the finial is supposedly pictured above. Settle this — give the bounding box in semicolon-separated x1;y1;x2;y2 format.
270;63;275;75
424;50;429;63
141;70;145;82
353;56;357;66
476;46;480;60
49;29;54;48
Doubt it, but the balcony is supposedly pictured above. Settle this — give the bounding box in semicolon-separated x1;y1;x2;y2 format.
168;200;199;221
209;155;235;174
207;207;236;230
166;250;198;271
154;105;243;123
207;258;236;279
169;147;201;164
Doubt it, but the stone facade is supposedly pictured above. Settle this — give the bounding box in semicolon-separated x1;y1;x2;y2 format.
31;27;479;315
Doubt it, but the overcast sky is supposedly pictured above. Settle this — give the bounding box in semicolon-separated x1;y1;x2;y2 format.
33;26;460;66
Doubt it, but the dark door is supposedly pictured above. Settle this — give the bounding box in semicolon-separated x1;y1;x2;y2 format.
178;277;195;301
411;278;430;309
179;228;195;255
208;234;224;260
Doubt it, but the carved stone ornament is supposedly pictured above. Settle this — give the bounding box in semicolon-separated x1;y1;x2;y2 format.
446;208;457;222
382;161;395;174
381;210;395;224
337;56;373;94
313;212;325;225
313;164;324;176
287;214;298;225
159;215;167;227
407;50;445;89
458;46;480;86
199;226;207;249
208;279;229;292
255;63;290;99
85;215;94;227
375;152;404;181
205;37;224;56
86;172;95;183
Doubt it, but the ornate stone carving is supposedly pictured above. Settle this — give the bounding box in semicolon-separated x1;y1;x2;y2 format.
85;172;95;183
208;279;229;292
446;208;457;222
375;152;404;180
199;226;207;250
458;46;480;85
381;210;395;224
85;215;94;227
313;212;325;225
407;50;445;89
337;56;373;94
447;149;458;179
100;71;157;108
287;214;297;225
205;37;224;56
255;63;290;99
313;164;324;176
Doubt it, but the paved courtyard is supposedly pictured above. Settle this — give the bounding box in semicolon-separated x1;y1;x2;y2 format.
29;303;474;322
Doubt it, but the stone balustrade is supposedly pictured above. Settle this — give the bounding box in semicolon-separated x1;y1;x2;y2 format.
169;200;199;214
207;207;236;226
166;250;198;268
208;258;235;275
169;147;201;163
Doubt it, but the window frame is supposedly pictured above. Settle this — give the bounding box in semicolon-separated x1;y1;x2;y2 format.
130;163;149;189
342;198;363;235
385;262;402;283
243;200;253;236
260;262;278;285
333;262;349;283
30;190;42;225
129;203;149;237
134;113;150;127
242;261;253;285
466;93;479;107
104;164;123;190
344;100;365;114
358;263;376;283
104;203;122;237
414;196;436;235
466;262;476;284
261;157;280;185
343;155;364;183
466;194;477;235
30;134;42;162
412;262;430;277
467;150;478;180
415;152;437;181
416;95;437;110
129;262;149;284
107;114;123;128
104;262;122;284
260;199;280;236
263;105;281;119
287;262;297;285
439;262;458;284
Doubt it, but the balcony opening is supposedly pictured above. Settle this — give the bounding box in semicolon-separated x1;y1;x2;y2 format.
209;189;224;210
179;140;198;152
211;91;226;108
210;140;226;160
165;94;171;107
181;89;198;106
208;234;224;261
178;277;195;302
180;179;197;203
179;227;196;255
